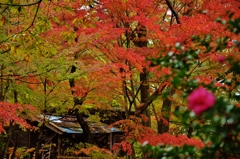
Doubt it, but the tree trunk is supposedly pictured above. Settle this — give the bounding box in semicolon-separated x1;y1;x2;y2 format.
1;91;18;158
35;126;44;159
158;99;171;133
140;68;151;127
1;122;13;159
158;90;173;134
10;129;19;159
69;65;94;144
10;91;19;159
75;110;95;144
0;65;4;101
122;77;130;119
134;24;151;127
135;83;167;116
187;125;193;138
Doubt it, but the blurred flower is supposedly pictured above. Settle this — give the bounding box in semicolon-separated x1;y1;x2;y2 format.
227;41;234;48
217;55;226;63
188;87;215;115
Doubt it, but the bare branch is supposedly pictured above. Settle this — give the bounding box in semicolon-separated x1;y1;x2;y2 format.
22;0;41;32
0;49;10;54
0;0;42;44
135;82;167;116
0;6;9;14
165;0;181;24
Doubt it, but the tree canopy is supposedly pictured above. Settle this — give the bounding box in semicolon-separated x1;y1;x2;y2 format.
0;0;240;158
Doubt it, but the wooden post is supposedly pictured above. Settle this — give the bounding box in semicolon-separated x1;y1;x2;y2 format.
105;134;108;149
110;133;113;152
58;134;61;156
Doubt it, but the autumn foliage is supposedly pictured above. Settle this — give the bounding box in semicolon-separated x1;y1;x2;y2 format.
0;0;240;158
0;102;34;132
111;116;205;155
139;133;205;149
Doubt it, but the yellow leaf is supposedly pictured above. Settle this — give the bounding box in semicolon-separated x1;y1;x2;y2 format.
11;46;16;56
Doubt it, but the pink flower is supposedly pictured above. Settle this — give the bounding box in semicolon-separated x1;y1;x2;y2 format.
188;87;215;116
217;55;226;63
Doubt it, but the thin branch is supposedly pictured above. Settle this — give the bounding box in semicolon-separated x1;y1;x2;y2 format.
165;0;181;24
162;8;168;22
13;79;42;85
152;103;160;122
135;82;168;116
22;0;41;32
0;0;42;6
0;49;10;54
0;0;42;44
0;6;9;14
187;56;211;76
129;77;137;109
124;82;132;107
128;73;149;113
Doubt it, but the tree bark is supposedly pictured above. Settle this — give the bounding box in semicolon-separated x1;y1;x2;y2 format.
10;91;19;159
165;0;181;24
158;98;171;133
158;89;173;134
135;83;167;116
0;65;4;101
187;126;193;138
10;129;19;159
134;24;151;126
69;65;94;144
1;90;18;158
74;106;94;144
140;68;151;127
35;125;44;159
1;122;13;159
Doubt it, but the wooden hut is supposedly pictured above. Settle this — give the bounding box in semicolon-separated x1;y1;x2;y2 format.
34;115;123;158
3;109;125;158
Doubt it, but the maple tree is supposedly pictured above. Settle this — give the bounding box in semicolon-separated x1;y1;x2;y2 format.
0;0;240;158
0;1;72;158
